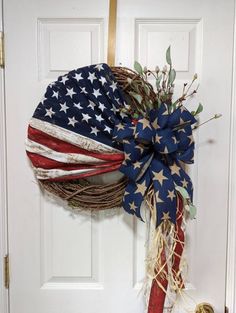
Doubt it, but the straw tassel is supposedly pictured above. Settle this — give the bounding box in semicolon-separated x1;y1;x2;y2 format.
145;190;186;313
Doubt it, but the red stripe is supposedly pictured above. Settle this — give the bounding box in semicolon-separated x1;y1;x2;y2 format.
148;195;185;313
27;151;122;170
44;163;122;182
148;248;168;313
28;126;124;162
172;194;185;289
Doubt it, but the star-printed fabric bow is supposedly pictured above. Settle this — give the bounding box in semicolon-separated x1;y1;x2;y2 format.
113;103;196;226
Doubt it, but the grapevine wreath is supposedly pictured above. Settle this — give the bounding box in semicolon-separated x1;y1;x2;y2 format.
26;47;219;313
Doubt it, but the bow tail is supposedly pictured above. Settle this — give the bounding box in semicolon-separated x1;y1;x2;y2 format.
170;160;193;200
150;159;178;226
122;172;152;220
146;161;188;312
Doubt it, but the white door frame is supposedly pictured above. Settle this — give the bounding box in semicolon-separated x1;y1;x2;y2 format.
0;1;9;311
0;104;9;313
0;1;236;313
226;2;236;312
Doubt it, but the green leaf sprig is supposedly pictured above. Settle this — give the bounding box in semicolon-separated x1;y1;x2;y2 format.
124;46;221;128
131;46;204;117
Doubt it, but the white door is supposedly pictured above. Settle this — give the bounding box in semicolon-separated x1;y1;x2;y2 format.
3;1;234;313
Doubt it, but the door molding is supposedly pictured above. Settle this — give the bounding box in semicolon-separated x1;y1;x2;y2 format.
226;1;236;311
0;0;9;311
226;1;236;312
0;87;9;313
0;62;9;311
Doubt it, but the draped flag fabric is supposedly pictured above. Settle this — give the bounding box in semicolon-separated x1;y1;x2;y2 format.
26;63;126;181
26;63;197;313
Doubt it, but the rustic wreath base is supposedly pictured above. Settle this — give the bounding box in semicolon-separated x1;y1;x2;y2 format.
39;66;156;211
40;178;128;211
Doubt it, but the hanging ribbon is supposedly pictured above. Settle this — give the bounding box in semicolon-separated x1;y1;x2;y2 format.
147;194;185;313
113;103;196;226
107;0;117;66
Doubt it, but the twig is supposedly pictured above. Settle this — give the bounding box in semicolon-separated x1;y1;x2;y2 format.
193;114;222;130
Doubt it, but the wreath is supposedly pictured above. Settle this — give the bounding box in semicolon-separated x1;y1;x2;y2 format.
26;47;219;313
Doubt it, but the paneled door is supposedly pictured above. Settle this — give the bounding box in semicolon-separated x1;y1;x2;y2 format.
3;0;235;313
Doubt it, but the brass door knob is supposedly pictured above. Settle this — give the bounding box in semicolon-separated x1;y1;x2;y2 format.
195;303;214;313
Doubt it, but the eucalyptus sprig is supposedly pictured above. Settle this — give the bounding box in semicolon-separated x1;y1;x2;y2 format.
126;46;222;129
131;46;203;117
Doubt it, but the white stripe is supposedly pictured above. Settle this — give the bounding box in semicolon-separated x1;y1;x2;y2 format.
26;139;105;164
29;118;121;154
33;167;97;180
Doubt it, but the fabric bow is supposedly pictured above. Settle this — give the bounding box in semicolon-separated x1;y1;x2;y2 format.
113;103;197;226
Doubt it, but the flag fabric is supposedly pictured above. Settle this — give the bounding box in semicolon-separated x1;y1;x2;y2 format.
26;63;126;181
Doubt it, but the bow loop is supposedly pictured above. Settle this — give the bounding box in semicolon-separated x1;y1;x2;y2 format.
119;142;152;181
154;128;178;155
168;105;197;128
135;117;155;144
176;145;194;164
113;121;134;141
151;104;169;129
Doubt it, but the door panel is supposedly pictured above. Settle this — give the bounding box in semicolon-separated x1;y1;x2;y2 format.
4;0;234;313
4;1;143;313
116;1;234;312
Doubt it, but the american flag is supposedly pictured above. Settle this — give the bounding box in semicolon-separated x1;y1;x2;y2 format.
26;63;126;181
